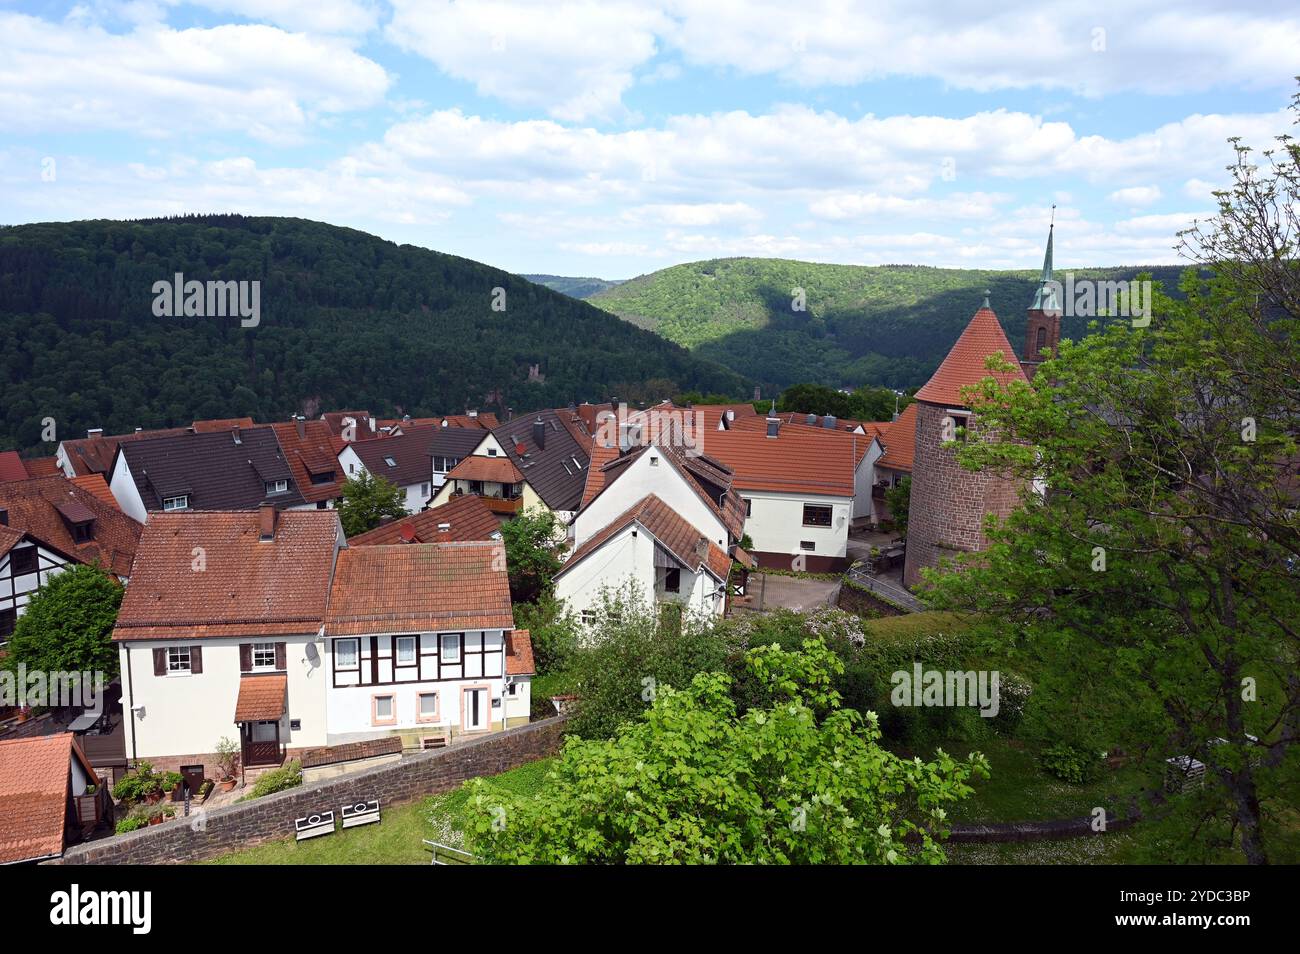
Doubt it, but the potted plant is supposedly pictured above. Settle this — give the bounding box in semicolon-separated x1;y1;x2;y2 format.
215;737;239;792
161;771;184;802
197;779;213;803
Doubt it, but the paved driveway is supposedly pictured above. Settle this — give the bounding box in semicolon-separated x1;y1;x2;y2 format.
739;573;841;612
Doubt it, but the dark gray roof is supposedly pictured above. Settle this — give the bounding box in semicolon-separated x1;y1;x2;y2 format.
348;425;441;487
426;426;488;460
120;426;306;511
492;409;590;511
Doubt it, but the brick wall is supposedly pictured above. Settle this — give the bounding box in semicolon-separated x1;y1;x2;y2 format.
903;401;1024;589
49;716;568;865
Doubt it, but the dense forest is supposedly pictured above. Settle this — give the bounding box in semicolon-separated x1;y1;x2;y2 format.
588;257;1189;391
0;217;746;454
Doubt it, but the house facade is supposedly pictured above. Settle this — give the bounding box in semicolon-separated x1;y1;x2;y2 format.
337;425;443;513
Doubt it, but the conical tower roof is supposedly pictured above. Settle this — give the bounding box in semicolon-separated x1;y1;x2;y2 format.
914;296;1028;406
1029;223;1060;312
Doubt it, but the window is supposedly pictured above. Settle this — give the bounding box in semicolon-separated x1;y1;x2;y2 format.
384;456;397;468
251;642;276;670
743;498;752;517
470;481;484;495
309;469;335;485
802;504;833;527
349;462;357;474
417;691;439;722
662;567;681;593
335;638;359;670
507;682;518;696
1036;326;1047;350
421;483;431;498
434;456;460;473
649;455;659;467
487;447;498;456
8;545;37;576
0;608;15;641
372;694;396;725
395;636;417;665
581;610;596;627
440;633;461;663
265;479;288;495
800;541;816;551
163;495;188;511
71;521;94;543
167;646;191;674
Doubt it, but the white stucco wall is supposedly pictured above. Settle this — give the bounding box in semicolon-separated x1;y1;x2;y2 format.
108;454;149;523
739;490;851;563
118;633;329;761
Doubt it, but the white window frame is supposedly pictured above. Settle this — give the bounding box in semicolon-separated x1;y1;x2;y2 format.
166;645;191;674
265;479;288;495
395;636;417;665
163;495;189;511
440;633;461;663
335;638;359;670
251;642;276;671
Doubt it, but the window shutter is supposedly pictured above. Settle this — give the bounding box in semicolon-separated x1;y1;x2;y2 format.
275;642;287;670
239;644;252;673
190;646;203;674
152;648;166;676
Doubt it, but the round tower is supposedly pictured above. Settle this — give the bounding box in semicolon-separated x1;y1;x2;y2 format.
902;294;1028;590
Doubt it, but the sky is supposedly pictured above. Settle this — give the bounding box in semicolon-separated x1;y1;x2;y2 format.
1;0;1298;279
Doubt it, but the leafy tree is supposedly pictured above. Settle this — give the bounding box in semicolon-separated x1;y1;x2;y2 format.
511;594;578;673
2;563;122;681
337;471;406;537
883;476;911;536
924;103;1300;863
777;383;855;418
848;385;912;422
464;638;988;864
499;506;566;604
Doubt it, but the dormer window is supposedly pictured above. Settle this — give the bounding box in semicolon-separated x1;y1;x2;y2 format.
265;479;288;495
71;520;95;544
163;495;189;511
309;470;335;485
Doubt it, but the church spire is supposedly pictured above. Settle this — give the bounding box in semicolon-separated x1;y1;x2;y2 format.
1022;212;1062;377
1029;209;1058;312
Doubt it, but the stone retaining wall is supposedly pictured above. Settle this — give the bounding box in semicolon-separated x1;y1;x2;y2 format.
49;716;568;865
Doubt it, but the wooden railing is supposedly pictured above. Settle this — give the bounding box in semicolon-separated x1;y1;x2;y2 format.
243;740;285;767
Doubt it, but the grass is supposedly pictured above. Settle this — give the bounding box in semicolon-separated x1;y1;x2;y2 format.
206;757;554;865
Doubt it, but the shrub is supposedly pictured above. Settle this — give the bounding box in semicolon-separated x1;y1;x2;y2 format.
111;763;161;804
512;595;578;674
214;737;239;779
1040;741;1104;784
115;815;146;834
245;760;303;799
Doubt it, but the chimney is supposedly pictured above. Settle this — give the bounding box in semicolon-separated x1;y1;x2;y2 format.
294;415;305;439
403;414;411;424
467;409;478;419
87;428;104;439
766;417;780;439
258;503;277;541
753;386;761;402
399;521;417;543
232;425;242;445
134;427;143;434
533;418;546;451
805;413;816;425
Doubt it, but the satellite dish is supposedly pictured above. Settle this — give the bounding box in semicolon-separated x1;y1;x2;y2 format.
304;643;320;665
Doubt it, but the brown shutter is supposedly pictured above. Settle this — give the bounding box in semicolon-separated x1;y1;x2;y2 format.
152;648;166;676
190;646;203;674
239;644;252;672
275;642;287;670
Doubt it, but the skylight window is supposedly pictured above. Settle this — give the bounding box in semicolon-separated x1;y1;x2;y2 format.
384;456;397;467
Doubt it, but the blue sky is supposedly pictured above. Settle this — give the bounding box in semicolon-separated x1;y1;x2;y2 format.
1;0;1297;278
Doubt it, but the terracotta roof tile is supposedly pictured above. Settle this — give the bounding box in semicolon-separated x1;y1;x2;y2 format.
0;476;143;576
23;457;62;478
192;417;255;434
445;454;524;485
0;451;28;482
348;495;500;546
0;733;93;864
325;541;513;636
697;421;857;497
913;304;1028;406
114;510;339;641
878;403;918;472
321;411;381;441
69;474;118;507
233;674;287;722
557;494;730;582
272;420;345;505
506;629;536;675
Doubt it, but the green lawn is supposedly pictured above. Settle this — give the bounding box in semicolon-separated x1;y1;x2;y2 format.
206;758;554;865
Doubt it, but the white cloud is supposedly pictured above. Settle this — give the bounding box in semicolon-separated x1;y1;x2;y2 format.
180;0;382;34
809;191;1011;221
1107;185;1161;206
0;14;390;143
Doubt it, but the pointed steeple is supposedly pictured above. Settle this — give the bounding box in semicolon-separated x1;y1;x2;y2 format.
1029;216;1059;312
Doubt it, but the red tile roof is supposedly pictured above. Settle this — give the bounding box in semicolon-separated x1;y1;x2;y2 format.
580;439;622;507
0;733;95;864
697;421;857;498
446;454;524;485
0;451;28;482
23;457;62;478
234;674;287;722
192;417;255;434
325;541;513;636
69;474;118;508
348;495;500;546
0;525;24;559
557;494;730;583
506;629;536;675
0;476;143;576
914;304;1028;406
271;419;345;505
114;510;339;641
321;411;381;441
878;403;918;472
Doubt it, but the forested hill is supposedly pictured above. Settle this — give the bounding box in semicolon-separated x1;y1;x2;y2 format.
589;257;1188;391
0;217;746;454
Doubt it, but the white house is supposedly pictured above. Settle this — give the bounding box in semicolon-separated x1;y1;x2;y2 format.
337;425;443;514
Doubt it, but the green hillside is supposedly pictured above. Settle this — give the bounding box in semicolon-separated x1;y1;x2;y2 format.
524;274;624;299
590;257;1186;391
0;217;746;454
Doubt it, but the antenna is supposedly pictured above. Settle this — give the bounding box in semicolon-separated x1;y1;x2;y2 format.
1050;203;1056;226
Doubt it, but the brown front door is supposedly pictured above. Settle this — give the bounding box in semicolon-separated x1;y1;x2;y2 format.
180;764;205;796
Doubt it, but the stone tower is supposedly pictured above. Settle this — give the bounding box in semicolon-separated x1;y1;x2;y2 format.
902;294;1029;589
1021;222;1061;380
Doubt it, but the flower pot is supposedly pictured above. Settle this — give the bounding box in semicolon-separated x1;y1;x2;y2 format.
166;786;181;803
147;815;163;826
145;791;162;805
218;777;237;793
